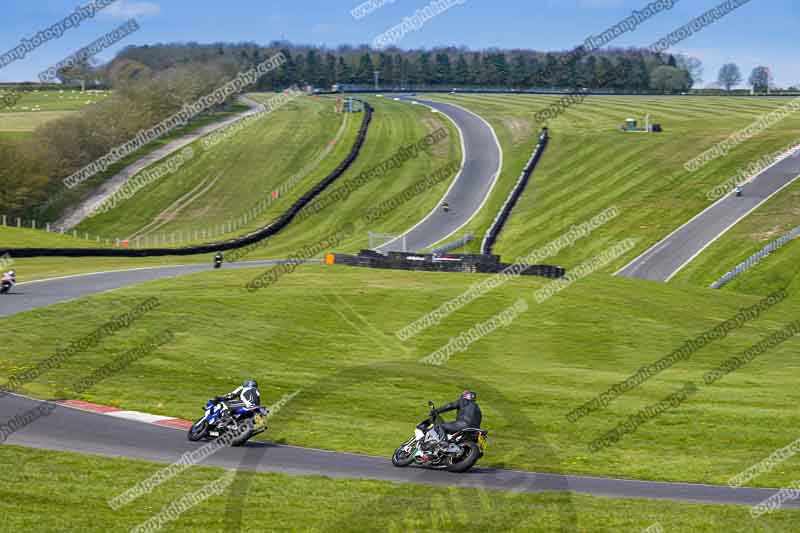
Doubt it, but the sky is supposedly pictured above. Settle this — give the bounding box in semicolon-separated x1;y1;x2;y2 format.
1;0;797;88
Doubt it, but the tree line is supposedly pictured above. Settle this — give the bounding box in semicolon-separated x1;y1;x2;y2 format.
110;42;696;93
1;61;237;218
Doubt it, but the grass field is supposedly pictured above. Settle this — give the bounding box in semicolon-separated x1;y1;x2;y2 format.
424;94;800;272
3;445;797;532
0;225;115;249
0;88;110;113
76;94;358;241
2;264;800;489
0;89;110;132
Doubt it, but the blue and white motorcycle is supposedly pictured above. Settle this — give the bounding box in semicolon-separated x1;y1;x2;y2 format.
187;398;268;446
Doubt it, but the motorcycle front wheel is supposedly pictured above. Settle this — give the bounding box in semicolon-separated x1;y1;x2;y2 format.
391;440;416;467
187;418;209;441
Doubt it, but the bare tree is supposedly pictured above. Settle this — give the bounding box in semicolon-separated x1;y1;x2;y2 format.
717;63;742;91
676;55;703;88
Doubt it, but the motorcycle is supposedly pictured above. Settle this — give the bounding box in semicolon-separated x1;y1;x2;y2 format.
187;398;269;446
391;401;487;473
0;277;15;295
214;254;223;269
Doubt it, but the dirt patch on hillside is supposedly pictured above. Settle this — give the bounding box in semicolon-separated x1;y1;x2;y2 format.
422;116;450;157
501;116;534;145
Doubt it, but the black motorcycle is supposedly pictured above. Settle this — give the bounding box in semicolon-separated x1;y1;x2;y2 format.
391;401;487;473
214;253;223;269
187;398;268;446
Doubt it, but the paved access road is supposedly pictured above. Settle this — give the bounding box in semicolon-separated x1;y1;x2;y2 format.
618;151;800;282
378;97;502;252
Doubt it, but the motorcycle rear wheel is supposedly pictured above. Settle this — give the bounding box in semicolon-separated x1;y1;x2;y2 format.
230;420;255;447
446;442;481;473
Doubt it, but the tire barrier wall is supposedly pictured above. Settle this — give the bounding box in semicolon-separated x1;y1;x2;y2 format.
711;225;800;289
480;128;549;255
0;101;373;258
327;250;565;278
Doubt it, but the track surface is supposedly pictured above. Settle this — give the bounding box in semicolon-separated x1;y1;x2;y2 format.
3;393;797;508
1;265;796;508
0;260;318;319
617;150;800;282
377;97;501;252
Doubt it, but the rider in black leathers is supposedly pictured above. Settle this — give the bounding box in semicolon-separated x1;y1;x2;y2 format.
430;390;482;439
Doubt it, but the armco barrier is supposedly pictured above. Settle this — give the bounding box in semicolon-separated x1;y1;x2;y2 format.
711;225;800;289
327;250;565;278
430;234;474;255
0;101;373;259
481;128;549;255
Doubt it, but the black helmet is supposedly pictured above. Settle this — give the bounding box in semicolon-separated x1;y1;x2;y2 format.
462;390;476;401
243;379;258;389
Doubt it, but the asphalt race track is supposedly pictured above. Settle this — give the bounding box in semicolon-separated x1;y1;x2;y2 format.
3;393;797;508
0;260;319;319
1;266;797;508
617;151;800;282
377;97;502;253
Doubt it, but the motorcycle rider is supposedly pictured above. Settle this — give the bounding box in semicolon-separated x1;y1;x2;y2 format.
420;390;482;453
216;379;261;412
214;251;224;268
1;269;16;286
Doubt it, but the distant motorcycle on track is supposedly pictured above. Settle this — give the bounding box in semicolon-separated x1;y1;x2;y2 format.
391;401;488;473
0;272;16;295
187;398;269;446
